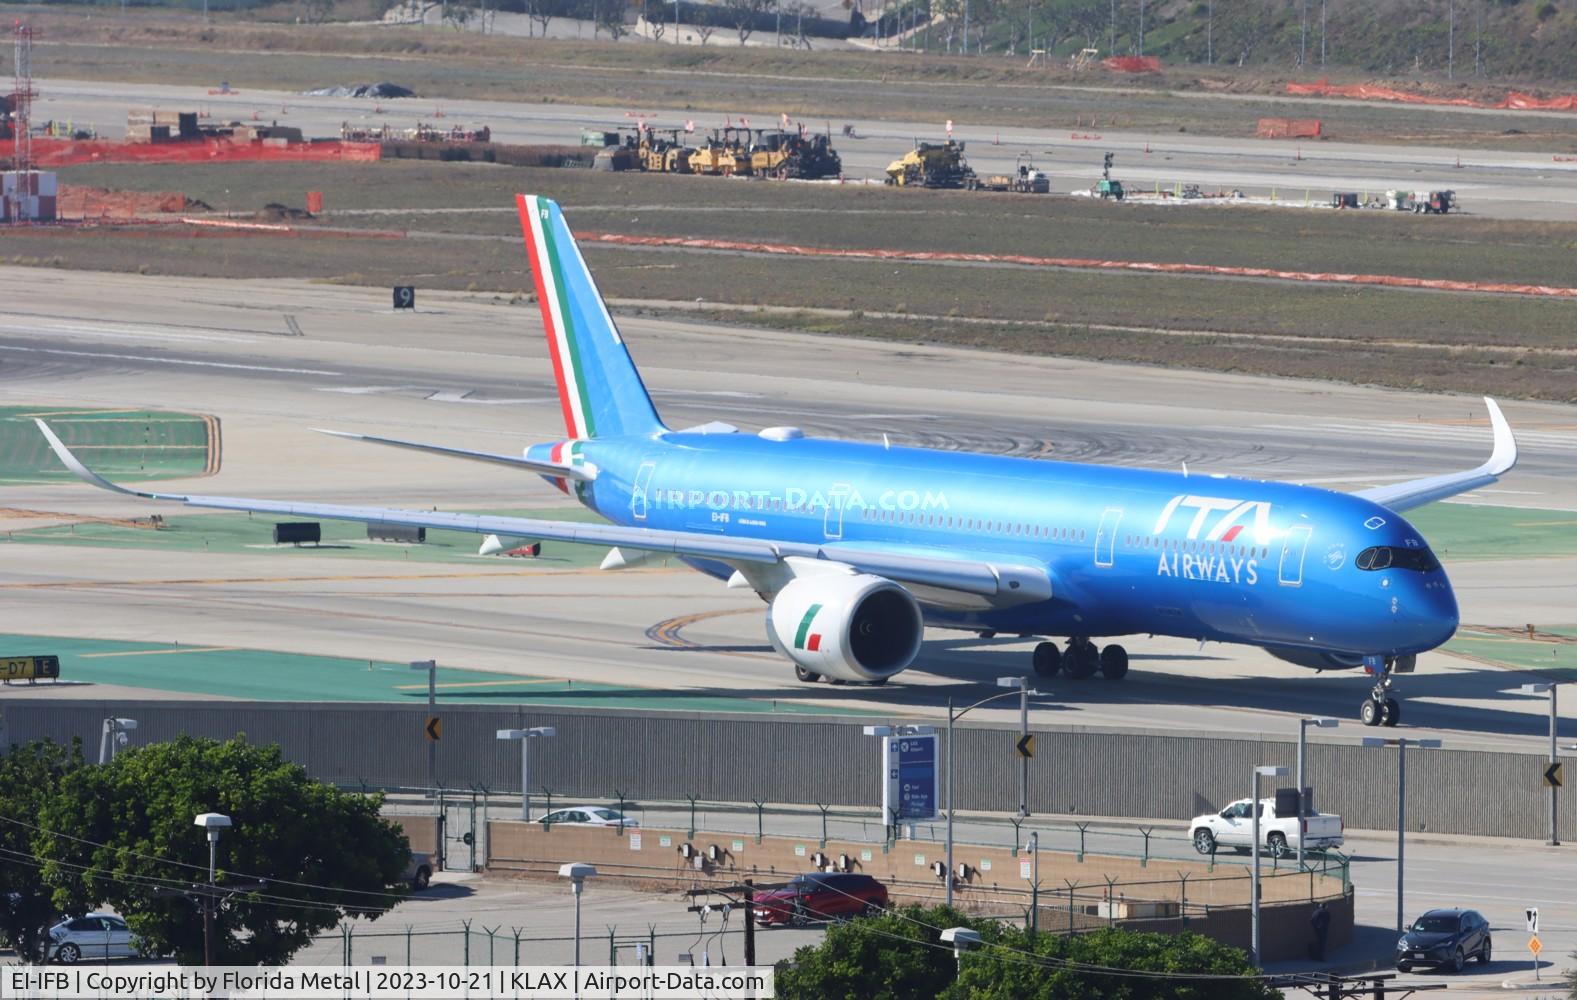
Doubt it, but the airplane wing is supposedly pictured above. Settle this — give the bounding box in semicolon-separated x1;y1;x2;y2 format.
1353;396;1517;512
310;429;594;482
36;421;1049;608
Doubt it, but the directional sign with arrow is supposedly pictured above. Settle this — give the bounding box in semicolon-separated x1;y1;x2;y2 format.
425;716;442;742
1545;762;1563;788
1015;734;1036;759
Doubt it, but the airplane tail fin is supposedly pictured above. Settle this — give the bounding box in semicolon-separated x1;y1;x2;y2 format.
516;194;665;440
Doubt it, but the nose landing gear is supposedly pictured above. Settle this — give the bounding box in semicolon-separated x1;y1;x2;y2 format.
1360;655;1404;727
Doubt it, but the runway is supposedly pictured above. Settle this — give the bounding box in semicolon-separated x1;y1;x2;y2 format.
33;78;1577;221
2;267;1575;751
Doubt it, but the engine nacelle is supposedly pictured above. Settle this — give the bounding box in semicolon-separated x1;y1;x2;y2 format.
1266;647;1365;671
766;573;924;682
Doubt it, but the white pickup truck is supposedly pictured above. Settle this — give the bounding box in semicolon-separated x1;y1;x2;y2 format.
1189;798;1343;858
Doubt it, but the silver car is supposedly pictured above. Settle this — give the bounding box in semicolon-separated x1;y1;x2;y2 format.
540;806;638;828
48;914;140;963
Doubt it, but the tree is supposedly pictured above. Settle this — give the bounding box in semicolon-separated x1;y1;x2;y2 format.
37;735;411;966
776;905;1280;1000
694;19;718;43
0;739;86;963
725;0;777;45
524;0;554;37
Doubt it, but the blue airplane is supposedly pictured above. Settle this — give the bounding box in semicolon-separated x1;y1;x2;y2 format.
38;195;1519;727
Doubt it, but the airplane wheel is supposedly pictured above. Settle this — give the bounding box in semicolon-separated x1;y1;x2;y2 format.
795;665;821;683
1381;698;1401;727
1064;640;1098;679
867;676;889;686
980;630;997;639
1099;644;1129;680
1360;698;1381;727
1032;642;1061;678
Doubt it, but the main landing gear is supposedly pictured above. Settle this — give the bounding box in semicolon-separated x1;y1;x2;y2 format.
1032;638;1128;680
1359;654;1404;728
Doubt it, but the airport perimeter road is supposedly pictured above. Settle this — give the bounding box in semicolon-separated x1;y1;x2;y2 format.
3;273;1576;749
33;79;1577;221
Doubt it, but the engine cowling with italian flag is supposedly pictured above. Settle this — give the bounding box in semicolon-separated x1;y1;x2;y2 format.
765;573;924;683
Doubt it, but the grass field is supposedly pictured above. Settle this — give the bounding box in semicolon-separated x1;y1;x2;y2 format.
0;406;217;483
19;9;1577;150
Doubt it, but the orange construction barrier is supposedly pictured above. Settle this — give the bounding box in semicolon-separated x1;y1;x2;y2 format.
1257;118;1323;139
306;190;324;214
1288;77;1577;111
30;138;381;168
1102;56;1161;73
578;232;1577;300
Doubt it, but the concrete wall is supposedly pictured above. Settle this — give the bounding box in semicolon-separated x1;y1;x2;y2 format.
3;699;1568;840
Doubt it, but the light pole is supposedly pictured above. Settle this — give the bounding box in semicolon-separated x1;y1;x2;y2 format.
1521;682;1561;845
998;676;1034;818
411;660;437;792
193;813;232;967
945;681;1044;907
496;727;556;821
1250;765;1287;967
940;927;981;974
1363;737;1442;933
1027;830;1039;939
1297;717;1338;869
98;717;137;764
558;863;596;966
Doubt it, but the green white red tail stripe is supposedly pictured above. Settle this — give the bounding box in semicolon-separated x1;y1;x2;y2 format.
519;194;591;439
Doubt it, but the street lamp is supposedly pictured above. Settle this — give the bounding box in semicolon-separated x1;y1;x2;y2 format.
558;862;597;967
193;812;232;967
496;727;556;821
943;681;1045;907
997;676;1035;818
1250;765;1288;967
1520;682;1561;845
410;660;437;792
1362;737;1442;933
1296;717;1338;869
98;717;137;764
940;926;981;975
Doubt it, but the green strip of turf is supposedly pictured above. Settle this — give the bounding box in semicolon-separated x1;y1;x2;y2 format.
1445;628;1577;680
0;407;214;483
0;633;863;713
1407;503;1577;562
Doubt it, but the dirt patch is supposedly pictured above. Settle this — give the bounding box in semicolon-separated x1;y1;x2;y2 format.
57;186;212;220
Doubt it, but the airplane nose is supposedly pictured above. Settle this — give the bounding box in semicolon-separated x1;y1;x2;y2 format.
1406;577;1459;650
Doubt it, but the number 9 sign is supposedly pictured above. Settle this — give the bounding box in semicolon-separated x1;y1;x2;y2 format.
393;286;416;310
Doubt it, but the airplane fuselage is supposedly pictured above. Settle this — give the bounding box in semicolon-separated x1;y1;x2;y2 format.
536;430;1460;659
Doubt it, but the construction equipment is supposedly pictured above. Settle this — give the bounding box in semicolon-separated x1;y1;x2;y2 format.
638;128;695;174
983;154;1050;193
884;140;978;189
1412;189;1456;214
748;129;842;179
1094;150;1124;200
689;127;752;176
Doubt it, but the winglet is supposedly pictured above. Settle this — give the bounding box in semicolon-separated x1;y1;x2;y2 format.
1482;396;1517;477
34;419;172;499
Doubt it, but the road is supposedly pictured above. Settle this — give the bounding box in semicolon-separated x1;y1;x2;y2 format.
1;268;1575;752
32;78;1577;221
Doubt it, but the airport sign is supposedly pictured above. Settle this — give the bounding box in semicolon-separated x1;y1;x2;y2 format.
1544;763;1563;788
1;655;60;681
882;733;939;823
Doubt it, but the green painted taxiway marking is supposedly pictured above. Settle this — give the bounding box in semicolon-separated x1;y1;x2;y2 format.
0;633;863;713
1445;627;1577;680
0;407;214;483
1408;503;1577;561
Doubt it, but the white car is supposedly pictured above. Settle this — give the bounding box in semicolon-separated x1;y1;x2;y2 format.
48;914;140;963
540;806;638;828
1189;797;1343;858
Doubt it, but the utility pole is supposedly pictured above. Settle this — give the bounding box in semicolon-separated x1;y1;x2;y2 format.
1027;831;1039;939
412;660;437;793
1207;0;1213;64
1448;0;1455;79
1137;0;1144;55
1300;0;1307;67
1320;0;1327;67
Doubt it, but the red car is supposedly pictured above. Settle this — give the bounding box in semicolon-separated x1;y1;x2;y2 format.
753;872;889;926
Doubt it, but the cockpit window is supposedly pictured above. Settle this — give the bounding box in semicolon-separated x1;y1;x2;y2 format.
1356;546;1439;573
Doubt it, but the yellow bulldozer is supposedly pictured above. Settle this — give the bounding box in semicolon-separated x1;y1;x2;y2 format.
885;139;979;189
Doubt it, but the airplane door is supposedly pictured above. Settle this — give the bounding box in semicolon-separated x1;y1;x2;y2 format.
1094;508;1123;568
630;461;656;521
823;484;848;541
1279;524;1312;587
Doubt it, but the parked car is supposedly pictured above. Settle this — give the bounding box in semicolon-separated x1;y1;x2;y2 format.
405;850;433;890
47;914;140;963
1189;797;1344;857
540;806;638;828
1396;908;1492;974
752;872;888;926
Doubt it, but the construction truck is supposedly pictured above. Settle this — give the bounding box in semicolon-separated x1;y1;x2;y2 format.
638;128;695;174
1094;150;1124;200
748;130;842;179
983;154;1050;193
884;140;978;189
689;127;753;176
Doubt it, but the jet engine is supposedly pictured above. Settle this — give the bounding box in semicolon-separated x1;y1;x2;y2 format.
766;573;924;683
